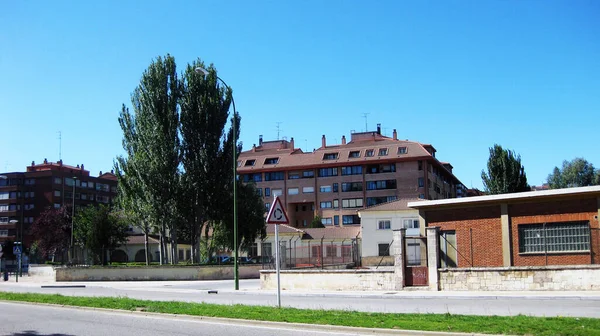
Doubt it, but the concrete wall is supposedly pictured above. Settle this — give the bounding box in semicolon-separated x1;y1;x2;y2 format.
439;265;600;291
260;269;395;291
361;256;394;266
30;265;263;282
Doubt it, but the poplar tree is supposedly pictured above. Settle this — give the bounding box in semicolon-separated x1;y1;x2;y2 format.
481;144;530;194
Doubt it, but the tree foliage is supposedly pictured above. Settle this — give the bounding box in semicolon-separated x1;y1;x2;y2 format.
74;204;129;265
481;144;529;194
310;216;325;228
30;207;71;259
547;158;599;189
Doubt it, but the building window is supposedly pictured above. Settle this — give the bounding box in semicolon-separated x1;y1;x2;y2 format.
256;188;262;197
264;203;271;211
342;198;363;208
419;194;425;199
87;182;94;189
9;204;19;211
320;201;332;209
264;157;279;164
333;199;339;208
288;188;299;195
326;245;336;257
262;242;272;257
342;215;361;225
97;195;110;203
323;153;339;160
341;182;363;192
332;183;339;192
378;220;391;230
378;243;390;256
397;147;407;154
518;222;590;253
25;191;35;198
244;159;256;167
264;171;284;181
418;161;423;171
265;188;271;197
365;149;374;157
378;148;388;156
96;183;109;192
288;172;300;179
333;215;339;226
366;164;396;174
321;217;332;226
341;166;362;176
319;185;332;193
54;177;62;184
24;204;34;210
403;219;419;229
348;151;360;158
81;194;88;200
0;217;8;223
418;177;424;187
302;186;314;193
366;179;397;190
272;189;282;197
54;190;61;197
24;179;35;185
318;168;338;177
0;205;7;212
0;230;8;237
242;173;262;182
0;192;8;200
366;196;397;206
302;170;315;178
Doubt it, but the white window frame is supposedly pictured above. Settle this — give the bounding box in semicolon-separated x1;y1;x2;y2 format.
378;220;391;230
288;188;299;195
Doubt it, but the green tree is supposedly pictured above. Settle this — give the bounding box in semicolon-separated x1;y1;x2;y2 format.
547;158;598;189
30;207;71;261
74;205;129;265
310;216;325;228
179;60;237;263
481;144;529;194
115;54;181;264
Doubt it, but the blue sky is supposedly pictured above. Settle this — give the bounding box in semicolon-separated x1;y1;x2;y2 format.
1;1;599;189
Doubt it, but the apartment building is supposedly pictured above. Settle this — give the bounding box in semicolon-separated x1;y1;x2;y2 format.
238;125;465;228
0;159;117;245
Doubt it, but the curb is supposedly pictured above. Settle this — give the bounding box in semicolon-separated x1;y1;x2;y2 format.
0;300;495;336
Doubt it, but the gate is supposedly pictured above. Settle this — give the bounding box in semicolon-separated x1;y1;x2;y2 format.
404;236;428;286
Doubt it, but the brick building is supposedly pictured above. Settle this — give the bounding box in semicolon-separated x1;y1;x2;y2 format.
408;186;600;268
238;125;466;228
0;159;118;246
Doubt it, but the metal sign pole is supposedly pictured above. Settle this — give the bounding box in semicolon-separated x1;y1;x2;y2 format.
275;223;281;308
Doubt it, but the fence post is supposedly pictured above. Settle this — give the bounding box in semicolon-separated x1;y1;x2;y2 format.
392;228;406;290
426;227;440;291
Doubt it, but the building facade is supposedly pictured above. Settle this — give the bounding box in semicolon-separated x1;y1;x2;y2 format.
0;159;118;246
238;125;465;228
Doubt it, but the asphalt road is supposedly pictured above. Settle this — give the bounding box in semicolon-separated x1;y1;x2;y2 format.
2;279;600;318
0;302;435;336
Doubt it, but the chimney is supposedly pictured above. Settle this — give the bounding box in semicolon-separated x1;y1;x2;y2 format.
259;135;263;146
252;144;256;152
44;158;48;164
341;135;346;145
76;164;80;168
377;123;381;135
81;164;84;171
58;160;63;166
31;161;35;166
290;137;294;149
321;134;326;148
99;171;103;176
392;129;397;140
111;169;114;174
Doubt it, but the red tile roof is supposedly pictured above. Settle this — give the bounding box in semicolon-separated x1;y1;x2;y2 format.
360;198;423;212
126;235;160;245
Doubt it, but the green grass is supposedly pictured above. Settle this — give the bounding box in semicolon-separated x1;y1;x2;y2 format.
0;291;598;335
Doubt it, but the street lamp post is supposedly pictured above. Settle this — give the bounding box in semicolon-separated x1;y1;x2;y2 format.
195;67;239;290
9;220;20;282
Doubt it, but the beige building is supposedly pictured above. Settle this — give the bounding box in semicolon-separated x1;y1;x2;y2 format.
238;125;465;228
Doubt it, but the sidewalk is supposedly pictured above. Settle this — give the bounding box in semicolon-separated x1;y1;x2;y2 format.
4;276;600;300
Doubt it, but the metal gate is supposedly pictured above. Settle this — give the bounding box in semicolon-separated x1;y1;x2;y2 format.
404;236;428;286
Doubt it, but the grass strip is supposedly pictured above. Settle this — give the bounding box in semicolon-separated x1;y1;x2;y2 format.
0;291;597;335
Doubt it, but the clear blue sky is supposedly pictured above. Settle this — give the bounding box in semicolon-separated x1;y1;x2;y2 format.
1;1;599;189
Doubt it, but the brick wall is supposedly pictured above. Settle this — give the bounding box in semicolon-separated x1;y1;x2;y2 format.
427;205;503;267
510;197;599;266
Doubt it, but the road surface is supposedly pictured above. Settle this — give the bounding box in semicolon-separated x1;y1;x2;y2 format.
0;301;449;336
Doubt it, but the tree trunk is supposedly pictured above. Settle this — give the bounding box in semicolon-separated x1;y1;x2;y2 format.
144;231;150;266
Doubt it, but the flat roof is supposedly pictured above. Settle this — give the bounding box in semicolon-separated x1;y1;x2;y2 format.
408;185;600;209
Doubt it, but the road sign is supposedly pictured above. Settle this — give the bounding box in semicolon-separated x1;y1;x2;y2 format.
266;196;289;225
13;245;22;255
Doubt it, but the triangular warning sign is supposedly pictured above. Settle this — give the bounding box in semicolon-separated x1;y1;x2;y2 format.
266;196;289;224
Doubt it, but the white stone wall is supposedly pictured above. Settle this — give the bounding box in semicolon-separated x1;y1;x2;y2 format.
261;269;395;291
440;265;600;291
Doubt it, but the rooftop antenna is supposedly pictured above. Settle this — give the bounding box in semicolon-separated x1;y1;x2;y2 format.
362;113;370;132
382;127;389;136
57;131;62;161
304;139;307;152
275;122;283;140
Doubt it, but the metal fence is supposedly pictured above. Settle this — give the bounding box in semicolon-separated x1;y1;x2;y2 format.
265;238;361;270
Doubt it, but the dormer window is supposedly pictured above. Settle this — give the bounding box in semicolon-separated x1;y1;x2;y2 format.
365;149;374;157
244;159;256;167
323;153;339;160
397;147;407;154
378;148;388;156
264;157;279;164
348;151;360;158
